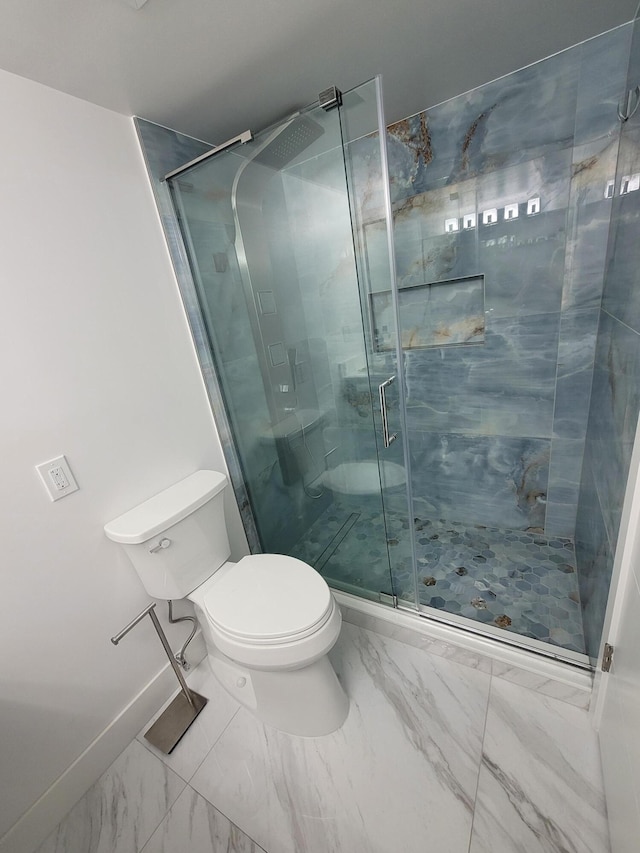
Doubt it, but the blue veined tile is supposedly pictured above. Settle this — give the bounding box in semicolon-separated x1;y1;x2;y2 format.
380;276;485;349
475;148;572;214
407;431;550;531
135;118;212;190
545;438;585;538
547;438;584;504
346;132;391;222
404;394;485;436
592;311;640;453
552;308;600;439
404;312;559;438
394;148;570;235
601;130;640;332
575;455;615;659
418;232;479;285
395;152;571;320
386;123;432;204
393;224;479;288
480;206;568;320
581;541;615;661
585;311;640;546
563;137;619;320
562;137;619;323
574;24;633;145
562;196;614;312
393;211;427;285
570;136;621;208
544;502;579;540
388;46;580;201
624;17;640;133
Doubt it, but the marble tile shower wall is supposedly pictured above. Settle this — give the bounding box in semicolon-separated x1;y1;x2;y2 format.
575;17;640;658
375;23;632;539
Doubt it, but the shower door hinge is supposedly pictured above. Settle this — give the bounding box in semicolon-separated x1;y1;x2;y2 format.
601;642;614;673
379;592;398;608
319;86;343;111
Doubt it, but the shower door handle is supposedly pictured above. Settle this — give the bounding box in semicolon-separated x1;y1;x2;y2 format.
378;376;397;448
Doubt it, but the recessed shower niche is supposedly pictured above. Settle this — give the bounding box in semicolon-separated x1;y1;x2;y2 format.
371;274;485;351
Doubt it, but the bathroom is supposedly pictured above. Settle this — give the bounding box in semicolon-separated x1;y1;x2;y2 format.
2;0;640;851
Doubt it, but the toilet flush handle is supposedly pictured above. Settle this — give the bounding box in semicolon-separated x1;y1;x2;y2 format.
149;537;171;554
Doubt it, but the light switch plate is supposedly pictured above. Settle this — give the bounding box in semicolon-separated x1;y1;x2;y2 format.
36;455;79;501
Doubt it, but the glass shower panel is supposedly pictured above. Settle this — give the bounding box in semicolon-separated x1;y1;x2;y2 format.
167;100;404;602
575;13;640;662
366;26;633;664
339;78;418;607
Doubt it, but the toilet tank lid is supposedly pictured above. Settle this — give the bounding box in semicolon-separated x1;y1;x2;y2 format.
104;470;227;544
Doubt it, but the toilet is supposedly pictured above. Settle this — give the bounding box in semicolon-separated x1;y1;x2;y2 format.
104;470;349;737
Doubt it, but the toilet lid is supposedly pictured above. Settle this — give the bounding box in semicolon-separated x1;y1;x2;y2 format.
203;554;333;642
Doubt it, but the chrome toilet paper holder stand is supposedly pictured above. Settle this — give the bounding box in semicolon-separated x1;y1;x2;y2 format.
111;602;207;754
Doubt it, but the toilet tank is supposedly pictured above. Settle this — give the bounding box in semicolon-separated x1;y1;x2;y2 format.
104;470;231;600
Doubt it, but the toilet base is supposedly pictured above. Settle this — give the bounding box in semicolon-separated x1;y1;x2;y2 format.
206;646;349;737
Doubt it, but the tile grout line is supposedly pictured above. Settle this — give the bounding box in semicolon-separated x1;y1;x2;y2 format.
135;758;188;853
184;781;270;853
184;700;278;848
187;704;242;782
135;668;242;785
136;781;268;853
137;780;189;852
466;667;494;853
137;780;189;853
134;705;238;784
136;705;263;853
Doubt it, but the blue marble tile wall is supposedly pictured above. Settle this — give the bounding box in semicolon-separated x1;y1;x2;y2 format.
371;24;632;540
575;16;640;659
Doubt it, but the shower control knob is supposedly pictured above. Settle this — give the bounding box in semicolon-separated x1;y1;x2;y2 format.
148;537;171;554
236;677;247;688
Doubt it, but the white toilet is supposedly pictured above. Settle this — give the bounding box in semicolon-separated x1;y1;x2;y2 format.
104;470;348;737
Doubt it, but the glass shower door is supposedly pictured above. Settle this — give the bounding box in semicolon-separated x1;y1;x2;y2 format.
167;82;413;604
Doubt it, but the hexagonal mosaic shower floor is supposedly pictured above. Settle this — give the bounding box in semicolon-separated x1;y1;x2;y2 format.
291;500;585;655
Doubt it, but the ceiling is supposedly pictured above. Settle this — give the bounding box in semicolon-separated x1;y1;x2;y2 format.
1;0;637;145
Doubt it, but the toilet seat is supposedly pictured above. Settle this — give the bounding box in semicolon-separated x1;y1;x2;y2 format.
203;554;333;644
188;553;343;670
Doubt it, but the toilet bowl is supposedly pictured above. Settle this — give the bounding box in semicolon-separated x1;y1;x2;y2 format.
189;555;347;735
104;470;349;737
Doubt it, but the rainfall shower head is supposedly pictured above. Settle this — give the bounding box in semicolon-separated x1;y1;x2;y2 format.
253;115;324;170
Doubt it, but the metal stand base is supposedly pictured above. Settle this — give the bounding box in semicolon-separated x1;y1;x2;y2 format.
111;603;210;755
144;689;208;754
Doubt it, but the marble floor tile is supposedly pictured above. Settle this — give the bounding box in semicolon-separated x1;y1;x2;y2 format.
470;677;609;853
35;740;185;853
490;661;591;709
137;662;240;782
141;786;265;853
190;622;491;853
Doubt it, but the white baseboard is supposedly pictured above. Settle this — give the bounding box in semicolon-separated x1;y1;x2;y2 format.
0;632;206;853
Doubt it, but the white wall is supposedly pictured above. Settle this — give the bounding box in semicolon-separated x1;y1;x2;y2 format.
0;68;248;844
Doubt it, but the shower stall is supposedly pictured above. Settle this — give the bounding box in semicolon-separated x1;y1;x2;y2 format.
137;17;640;670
